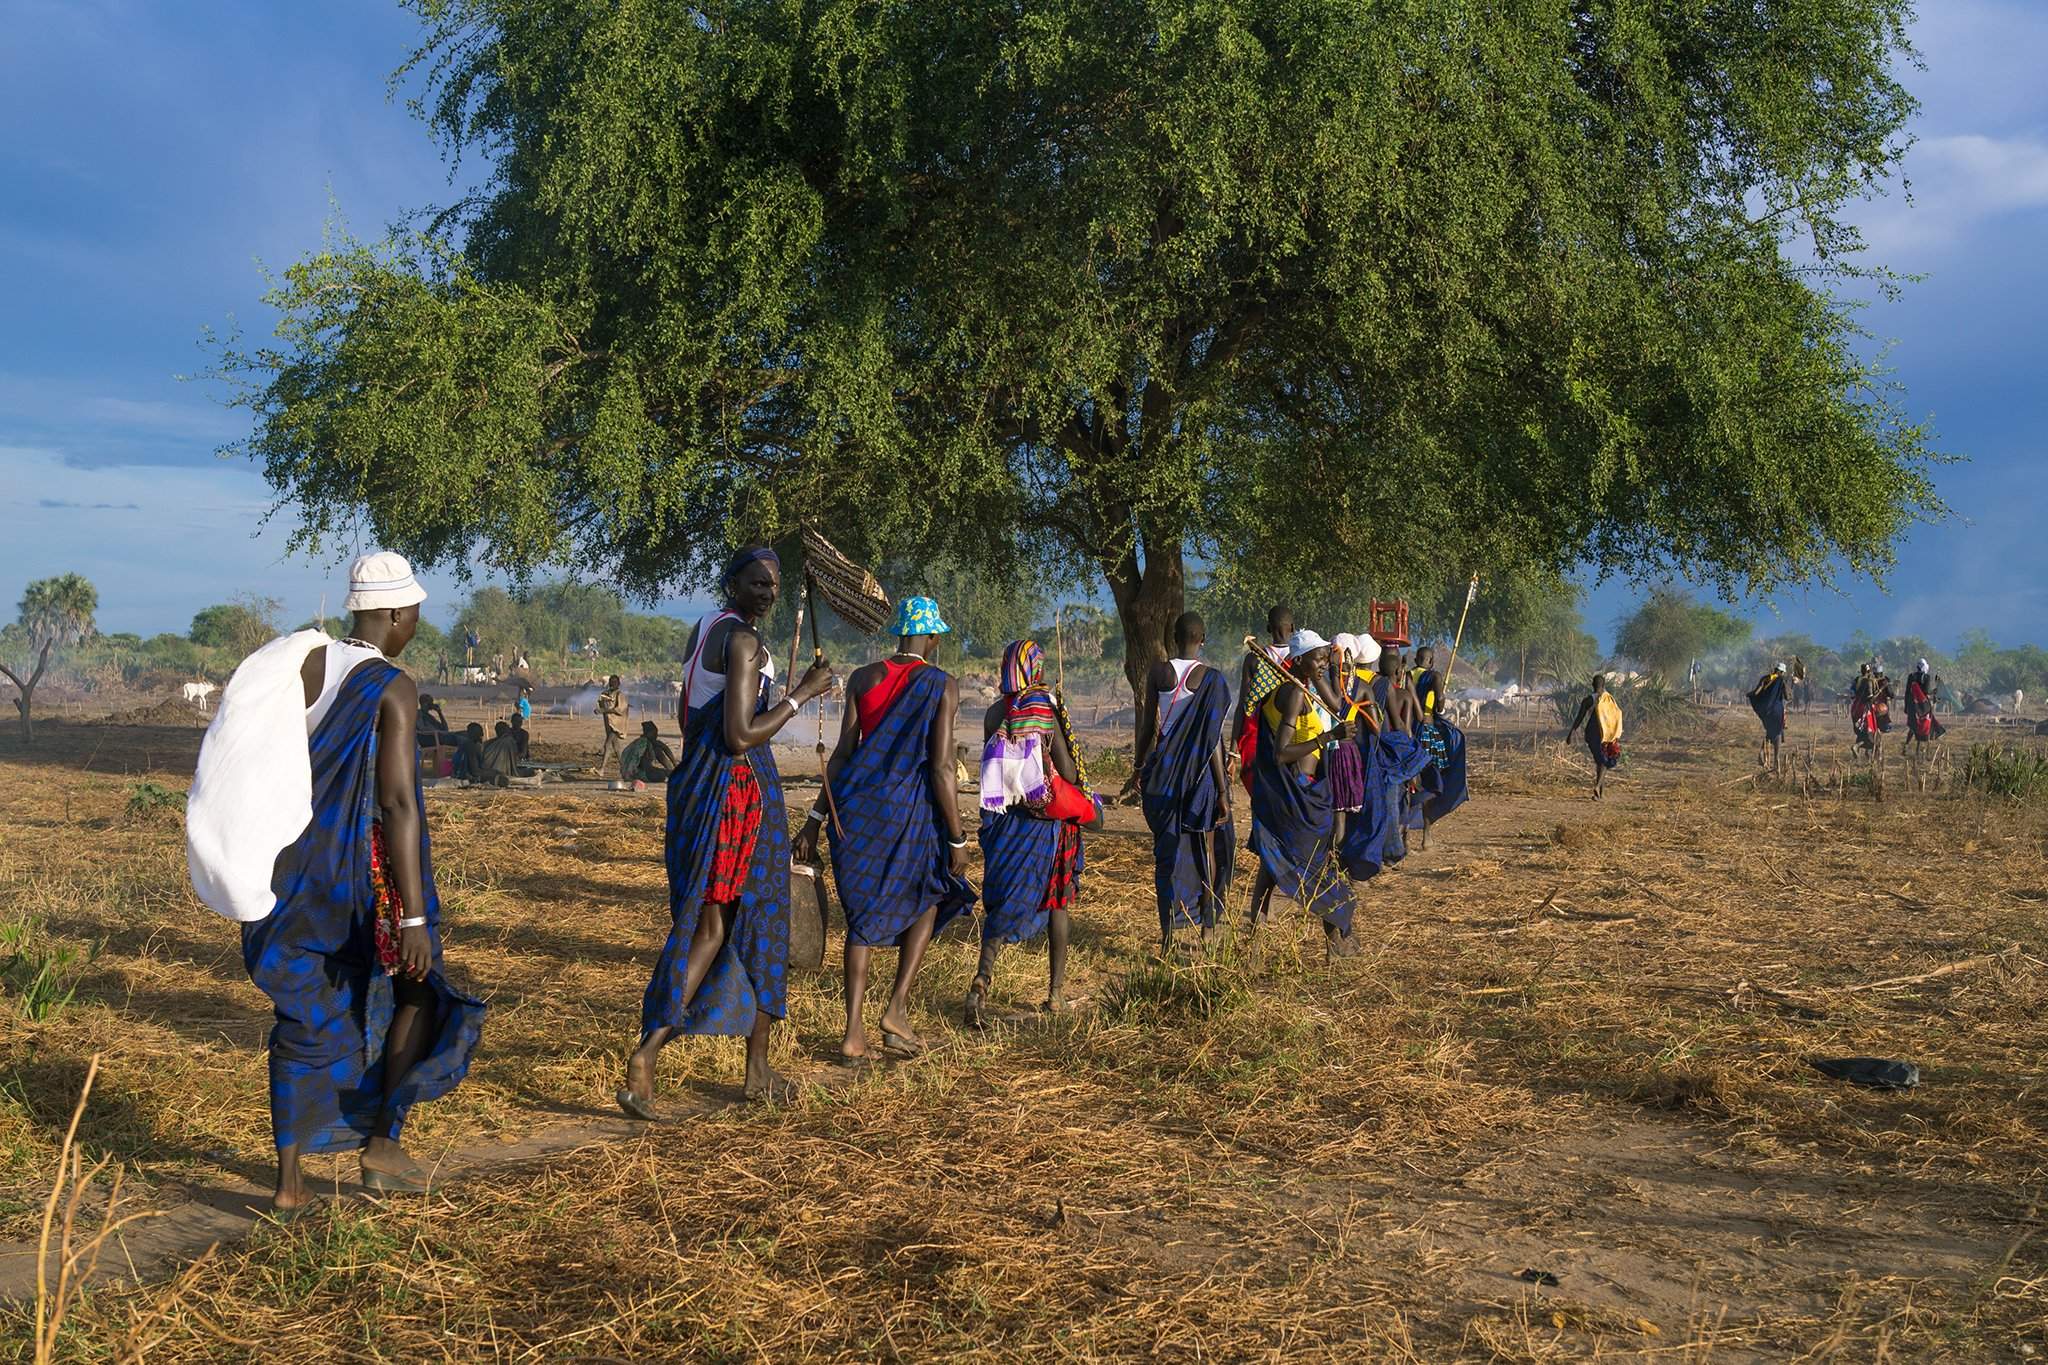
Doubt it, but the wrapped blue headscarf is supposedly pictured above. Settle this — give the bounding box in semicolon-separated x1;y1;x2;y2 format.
722;545;780;585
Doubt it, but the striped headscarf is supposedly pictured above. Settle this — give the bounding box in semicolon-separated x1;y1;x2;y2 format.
999;641;1057;740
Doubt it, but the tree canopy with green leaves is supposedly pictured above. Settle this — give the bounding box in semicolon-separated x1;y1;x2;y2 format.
1;573;98;742
221;0;1940;705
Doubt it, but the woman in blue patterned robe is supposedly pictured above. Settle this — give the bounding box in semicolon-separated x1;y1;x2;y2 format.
1132;612;1236;952
243;604;487;1213
969;642;1102;1023
1248;644;1360;955
619;549;836;1117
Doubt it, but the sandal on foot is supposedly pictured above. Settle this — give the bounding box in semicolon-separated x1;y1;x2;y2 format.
835;1051;877;1070
880;1029;925;1060
266;1199;324;1225
360;1164;430;1194
616;1088;658;1122
963;982;988;1029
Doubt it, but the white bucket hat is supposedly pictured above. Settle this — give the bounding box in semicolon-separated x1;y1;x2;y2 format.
1287;628;1332;659
344;551;428;612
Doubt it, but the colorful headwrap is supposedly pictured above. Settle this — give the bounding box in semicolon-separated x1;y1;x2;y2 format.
1000;640;1045;695
893;595;951;637
722;545;780;584
999;641;1057;741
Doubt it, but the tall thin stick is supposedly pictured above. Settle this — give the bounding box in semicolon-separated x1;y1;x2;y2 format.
806;576;843;837
1442;574;1480;699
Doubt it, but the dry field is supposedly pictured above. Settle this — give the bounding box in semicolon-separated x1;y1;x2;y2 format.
0;700;2043;1361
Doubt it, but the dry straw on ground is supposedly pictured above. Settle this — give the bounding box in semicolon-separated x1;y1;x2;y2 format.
0;704;2042;1359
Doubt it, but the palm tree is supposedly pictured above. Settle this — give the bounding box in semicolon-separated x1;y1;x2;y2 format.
2;574;98;743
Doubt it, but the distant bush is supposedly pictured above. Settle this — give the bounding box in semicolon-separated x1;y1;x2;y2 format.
1961;744;2048;802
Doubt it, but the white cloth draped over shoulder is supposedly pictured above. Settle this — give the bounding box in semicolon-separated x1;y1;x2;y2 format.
186;629;331;922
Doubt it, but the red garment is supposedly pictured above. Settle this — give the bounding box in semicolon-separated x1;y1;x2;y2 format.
1237;726;1259;793
707;760;764;902
368;821;403;974
1041;820;1080;914
855;658;925;738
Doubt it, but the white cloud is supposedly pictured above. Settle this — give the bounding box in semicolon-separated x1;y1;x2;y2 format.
1858;133;2048;256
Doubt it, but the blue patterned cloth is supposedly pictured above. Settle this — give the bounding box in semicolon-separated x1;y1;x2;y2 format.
1339;726;1432;880
1140;665;1235;934
241;660;487;1154
828;665;974;947
1418;719;1469;824
978;810;1082;943
642;676;791;1036
1247;700;1355;933
1750;672;1787;741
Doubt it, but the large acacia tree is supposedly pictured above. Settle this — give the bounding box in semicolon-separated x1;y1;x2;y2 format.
223;0;1940;702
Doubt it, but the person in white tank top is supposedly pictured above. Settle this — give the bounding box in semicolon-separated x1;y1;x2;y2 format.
620;546;836;1119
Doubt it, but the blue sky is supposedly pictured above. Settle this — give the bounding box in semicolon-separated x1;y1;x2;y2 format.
2;1;2043;649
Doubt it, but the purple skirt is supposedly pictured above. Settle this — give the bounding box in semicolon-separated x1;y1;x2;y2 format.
1322;740;1366;811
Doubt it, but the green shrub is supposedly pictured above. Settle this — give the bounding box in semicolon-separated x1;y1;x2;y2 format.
123;781;186;821
1961;744;2048;801
0;917;86;1021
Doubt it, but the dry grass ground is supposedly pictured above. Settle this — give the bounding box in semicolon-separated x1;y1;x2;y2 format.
0;701;2043;1361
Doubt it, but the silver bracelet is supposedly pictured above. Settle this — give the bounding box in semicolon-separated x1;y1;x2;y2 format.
396;915;428;930
947;836;968;849
806;806;828;824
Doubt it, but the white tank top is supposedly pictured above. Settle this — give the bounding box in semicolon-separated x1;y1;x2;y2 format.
683;611;776;711
305;641;389;734
1157;658;1201;732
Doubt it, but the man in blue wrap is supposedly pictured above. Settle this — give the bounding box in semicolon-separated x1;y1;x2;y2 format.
619;547;835;1119
796;596;973;1064
1130;612;1235;954
241;553;488;1214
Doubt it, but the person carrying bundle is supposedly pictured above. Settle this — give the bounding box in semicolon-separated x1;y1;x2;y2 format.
796;596;974;1064
619;547;835;1119
1748;661;1790;773
1247;630;1360;956
1565;674;1624;801
1129;612;1235;954
970;639;1103;1023
186;553;487;1215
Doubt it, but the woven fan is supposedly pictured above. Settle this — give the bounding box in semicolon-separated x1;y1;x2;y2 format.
799;525;891;635
1241;636;1290;715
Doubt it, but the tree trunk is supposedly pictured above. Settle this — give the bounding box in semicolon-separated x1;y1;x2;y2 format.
1;642;49;744
1104;532;1186;740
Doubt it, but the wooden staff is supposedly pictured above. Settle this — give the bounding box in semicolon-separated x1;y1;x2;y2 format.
1441;574;1480;699
806;574;843;837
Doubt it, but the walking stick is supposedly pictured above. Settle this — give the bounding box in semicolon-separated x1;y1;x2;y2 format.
1441;574;1480;698
805;574;844;838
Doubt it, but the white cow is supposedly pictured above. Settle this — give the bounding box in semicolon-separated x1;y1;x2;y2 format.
182;682;217;707
461;667;495;685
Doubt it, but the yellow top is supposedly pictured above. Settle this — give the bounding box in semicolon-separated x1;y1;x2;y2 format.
1594;692;1623;744
1263;687;1333;746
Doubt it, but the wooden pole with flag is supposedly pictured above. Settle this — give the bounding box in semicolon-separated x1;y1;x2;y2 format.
1442;574;1481;698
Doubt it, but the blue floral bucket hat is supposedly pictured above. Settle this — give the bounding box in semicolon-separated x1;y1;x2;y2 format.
892;596;951;637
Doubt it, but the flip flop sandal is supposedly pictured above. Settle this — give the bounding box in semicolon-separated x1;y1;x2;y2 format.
616;1088;658;1122
880;1029;926;1059
265;1199;324;1225
360;1164;431;1194
835;1051;878;1069
963;982;988;1029
743;1076;799;1105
